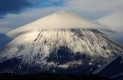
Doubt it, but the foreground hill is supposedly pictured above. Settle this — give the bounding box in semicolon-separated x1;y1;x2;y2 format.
93;53;123;80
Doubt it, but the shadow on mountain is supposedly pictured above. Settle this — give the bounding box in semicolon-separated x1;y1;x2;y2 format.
0;33;12;49
112;75;123;80
0;73;111;80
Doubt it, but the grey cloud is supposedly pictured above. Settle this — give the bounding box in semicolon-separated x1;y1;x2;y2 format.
0;0;34;17
0;0;65;18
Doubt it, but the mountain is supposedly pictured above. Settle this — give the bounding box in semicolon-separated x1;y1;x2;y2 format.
93;53;123;80
0;29;123;75
0;11;123;75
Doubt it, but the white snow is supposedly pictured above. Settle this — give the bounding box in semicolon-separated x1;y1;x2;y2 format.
7;11;109;38
89;63;92;65
58;60;82;69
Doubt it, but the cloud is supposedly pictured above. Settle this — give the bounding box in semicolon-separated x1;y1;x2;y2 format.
0;0;33;17
0;0;65;18
96;11;123;44
0;7;63;29
1;0;123;20
0;22;11;25
0;0;123;44
65;0;123;13
0;21;12;33
97;11;123;33
7;11;110;38
0;27;12;34
1;0;123;18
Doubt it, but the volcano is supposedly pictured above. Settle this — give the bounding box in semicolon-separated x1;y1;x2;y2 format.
0;11;123;75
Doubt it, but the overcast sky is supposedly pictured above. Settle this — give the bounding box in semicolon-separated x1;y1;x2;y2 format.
0;0;123;45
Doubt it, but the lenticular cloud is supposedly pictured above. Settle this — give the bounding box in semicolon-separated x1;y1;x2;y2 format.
97;11;123;33
7;11;109;38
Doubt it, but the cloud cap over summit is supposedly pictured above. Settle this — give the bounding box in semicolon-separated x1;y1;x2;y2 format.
7;11;110;38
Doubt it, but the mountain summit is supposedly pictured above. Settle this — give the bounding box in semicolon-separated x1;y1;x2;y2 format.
0;11;123;75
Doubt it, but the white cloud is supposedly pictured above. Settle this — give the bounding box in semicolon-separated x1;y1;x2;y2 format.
0;22;12;25
7;11;109;38
65;0;123;13
0;7;63;30
97;11;123;43
0;27;11;34
97;11;123;33
0;21;13;33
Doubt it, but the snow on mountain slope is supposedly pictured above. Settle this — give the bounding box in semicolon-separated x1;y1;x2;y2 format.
0;29;123;74
7;11;109;38
93;53;123;80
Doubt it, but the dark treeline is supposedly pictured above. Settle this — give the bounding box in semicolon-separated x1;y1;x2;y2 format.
0;73;111;80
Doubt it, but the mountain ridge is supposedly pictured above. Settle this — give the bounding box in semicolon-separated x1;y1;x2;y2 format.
93;53;123;80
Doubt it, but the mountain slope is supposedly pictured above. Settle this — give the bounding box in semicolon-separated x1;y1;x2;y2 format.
93;53;123;80
0;29;123;75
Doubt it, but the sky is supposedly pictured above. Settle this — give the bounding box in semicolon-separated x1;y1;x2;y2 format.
0;0;123;48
